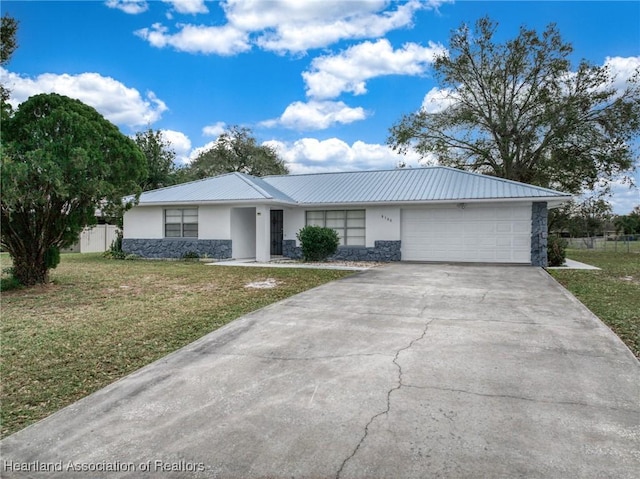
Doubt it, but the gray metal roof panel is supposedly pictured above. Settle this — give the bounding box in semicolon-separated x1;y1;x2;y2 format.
136;172;296;204
133;167;570;206
263;167;571;203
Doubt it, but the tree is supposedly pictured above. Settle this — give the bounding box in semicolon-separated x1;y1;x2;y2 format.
1;14;19;122
388;17;640;194
1;93;147;285
549;198;613;238
187;125;288;179
134;128;177;191
615;206;640;235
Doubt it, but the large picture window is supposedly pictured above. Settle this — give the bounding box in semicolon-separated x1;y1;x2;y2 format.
165;208;198;238
306;210;365;246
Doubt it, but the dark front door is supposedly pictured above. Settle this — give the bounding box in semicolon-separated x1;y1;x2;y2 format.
270;210;284;255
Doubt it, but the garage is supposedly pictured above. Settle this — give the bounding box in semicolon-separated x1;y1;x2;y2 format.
401;203;532;263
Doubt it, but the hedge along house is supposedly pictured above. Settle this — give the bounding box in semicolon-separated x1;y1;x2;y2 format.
122;167;572;266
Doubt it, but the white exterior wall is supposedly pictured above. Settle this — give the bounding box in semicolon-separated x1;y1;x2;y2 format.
231;207;256;258
255;205;270;262
124;204;232;239
199;205;231;239
283;208;305;244
365;206;401;247
123;206;163;238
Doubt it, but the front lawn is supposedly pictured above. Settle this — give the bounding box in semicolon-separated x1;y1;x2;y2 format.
548;249;640;358
0;254;353;438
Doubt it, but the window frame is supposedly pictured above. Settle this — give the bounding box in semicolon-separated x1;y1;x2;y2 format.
305;209;365;247
164;208;198;238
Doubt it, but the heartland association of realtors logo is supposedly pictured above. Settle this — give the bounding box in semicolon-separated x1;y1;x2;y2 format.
2;459;206;473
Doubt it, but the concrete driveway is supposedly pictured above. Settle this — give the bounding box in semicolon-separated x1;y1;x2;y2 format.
2;264;638;478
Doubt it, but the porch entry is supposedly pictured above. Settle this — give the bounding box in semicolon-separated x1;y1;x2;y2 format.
270;210;284;255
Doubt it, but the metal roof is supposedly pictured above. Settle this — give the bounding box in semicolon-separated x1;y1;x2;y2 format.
263;167;571;204
136;172;296;204
135;167;571;205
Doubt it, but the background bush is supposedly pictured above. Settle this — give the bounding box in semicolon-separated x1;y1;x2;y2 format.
548;235;568;267
103;231;126;260
297;226;340;262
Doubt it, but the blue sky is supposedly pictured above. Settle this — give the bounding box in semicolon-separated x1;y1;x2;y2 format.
2;0;639;213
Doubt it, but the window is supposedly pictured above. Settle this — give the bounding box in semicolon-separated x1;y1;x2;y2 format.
165;208;198;238
305;210;365;246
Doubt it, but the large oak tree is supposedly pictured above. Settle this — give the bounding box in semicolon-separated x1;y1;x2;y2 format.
186;125;288;179
1;93;147;285
388;17;640;194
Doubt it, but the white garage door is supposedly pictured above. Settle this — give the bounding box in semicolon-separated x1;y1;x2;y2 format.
401;204;531;263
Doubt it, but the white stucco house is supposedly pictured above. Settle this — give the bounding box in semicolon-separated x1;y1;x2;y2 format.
122;167;572;266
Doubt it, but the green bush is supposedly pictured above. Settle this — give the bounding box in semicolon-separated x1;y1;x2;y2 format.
44;246;60;270
103;231;126;259
1;267;22;292
297;226;340;262
547;235;568;267
181;251;200;260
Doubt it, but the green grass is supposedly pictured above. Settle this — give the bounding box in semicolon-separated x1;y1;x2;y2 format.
548;248;640;359
0;253;353;438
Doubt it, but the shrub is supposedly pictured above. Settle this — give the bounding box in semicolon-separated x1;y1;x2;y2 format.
103;231;126;259
547;235;568;267
1;267;22;292
181;251;200;260
297;226;340;262
0;275;22;292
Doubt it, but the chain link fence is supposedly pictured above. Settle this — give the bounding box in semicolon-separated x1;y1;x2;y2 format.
565;235;639;252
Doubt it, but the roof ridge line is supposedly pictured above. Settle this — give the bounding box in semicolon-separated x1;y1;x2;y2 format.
233;172;297;202
232;172;275;199
264;166;447;179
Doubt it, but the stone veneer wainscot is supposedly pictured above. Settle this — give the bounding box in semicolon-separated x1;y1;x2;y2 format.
122;239;232;259
283;240;401;262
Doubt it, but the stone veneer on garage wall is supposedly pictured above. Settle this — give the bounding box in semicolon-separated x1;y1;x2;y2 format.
283;240;401;262
122;239;232;259
530;202;548;267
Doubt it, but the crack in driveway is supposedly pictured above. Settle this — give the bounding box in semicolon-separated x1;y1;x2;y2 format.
335;320;432;479
402;384;640;414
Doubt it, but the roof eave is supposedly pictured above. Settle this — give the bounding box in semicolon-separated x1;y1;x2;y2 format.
297;196;573;208
134;198;298;207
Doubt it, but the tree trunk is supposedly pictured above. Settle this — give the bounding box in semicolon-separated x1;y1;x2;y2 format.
11;251;50;286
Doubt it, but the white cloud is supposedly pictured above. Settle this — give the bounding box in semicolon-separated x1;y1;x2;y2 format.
162;0;208;14
608;183;640;215
592;173;640;215
421;86;457;113
262;100;367;131
246;0;427;54
105;0;148;15
303;39;445;99
1;68;168;128
604;56;640;94
264;137;426;174
135;0;449;56
160;129;192;164
135;22;250;56
202;121;227;137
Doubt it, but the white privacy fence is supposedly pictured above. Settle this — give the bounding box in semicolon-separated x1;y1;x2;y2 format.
64;225;119;253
